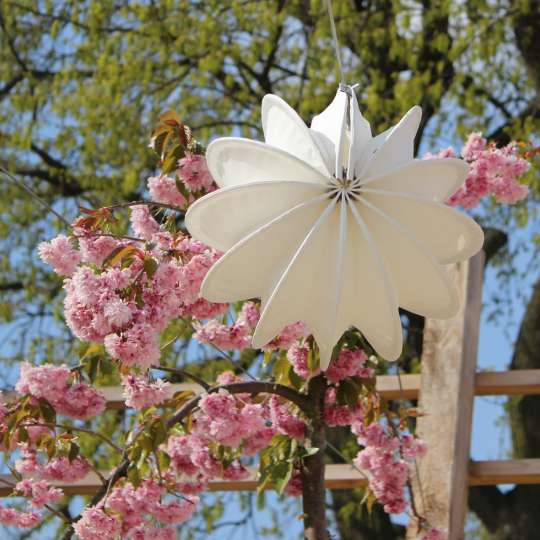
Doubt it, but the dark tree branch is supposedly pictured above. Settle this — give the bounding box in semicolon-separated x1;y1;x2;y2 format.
0;73;23;99
487;103;540;146
60;380;311;540
0;281;24;292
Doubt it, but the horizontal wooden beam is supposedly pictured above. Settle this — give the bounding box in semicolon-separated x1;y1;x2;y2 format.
469;459;540;486
99;370;540;408
2;460;540;496
5;370;540;409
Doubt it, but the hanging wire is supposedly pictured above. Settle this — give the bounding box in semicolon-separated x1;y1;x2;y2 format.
324;0;346;87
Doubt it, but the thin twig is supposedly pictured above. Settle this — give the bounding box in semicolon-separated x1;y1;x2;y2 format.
150;364;210;391
0;477;72;524
60;380;311;540
0;167;72;228
24;422;122;453
325;440;369;481
209;342;257;381
104;200;183;213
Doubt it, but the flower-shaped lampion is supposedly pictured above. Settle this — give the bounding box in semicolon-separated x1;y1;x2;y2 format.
186;86;483;368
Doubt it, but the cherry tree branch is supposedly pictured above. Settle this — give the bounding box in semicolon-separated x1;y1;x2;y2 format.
60;380;310;540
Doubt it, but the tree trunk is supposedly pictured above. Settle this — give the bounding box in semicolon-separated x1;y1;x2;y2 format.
301;374;330;540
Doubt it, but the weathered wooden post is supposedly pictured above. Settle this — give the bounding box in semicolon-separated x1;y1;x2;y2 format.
407;251;485;539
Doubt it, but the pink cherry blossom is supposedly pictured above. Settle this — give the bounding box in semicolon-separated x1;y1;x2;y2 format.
287;343;320;379
130;205;159;239
122;375;173;409
54;383;106;420
77;234;122;266
39;456;92;482
426;132;530;208
177;154;214;192
236;301;260;329
128;525;176;540
193;319;251;350
182;298;228;319
325;348;373;384
285;470;303;497
148;175;186;207
74;506;122;540
0;507;41;528
269;395;306;440
151;496;199;524
223;461;251;481
15;479;63;508
242;426;277;455
104;323;160;369
262;321;308;351
38;235;81;276
15;362;105;420
419;527;447;540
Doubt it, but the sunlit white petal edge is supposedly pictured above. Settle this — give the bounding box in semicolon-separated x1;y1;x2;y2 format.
186;86;484;369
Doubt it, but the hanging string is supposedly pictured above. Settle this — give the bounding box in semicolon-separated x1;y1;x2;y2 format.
325;0;346;87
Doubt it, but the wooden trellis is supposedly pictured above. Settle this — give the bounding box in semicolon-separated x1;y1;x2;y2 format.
3;252;540;539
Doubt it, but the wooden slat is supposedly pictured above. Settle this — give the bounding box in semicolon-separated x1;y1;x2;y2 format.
469;459;540;486
96;369;540;410
474;370;540;396
3;460;540;497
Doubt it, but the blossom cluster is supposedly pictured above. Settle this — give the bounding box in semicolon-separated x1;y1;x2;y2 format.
164;384;276;492
18;125;532;540
74;479;198;540
16;362;105;420
425;132;530;208
16;445;92;483
353;422;427;515
193;301;307;351
38;167;227;371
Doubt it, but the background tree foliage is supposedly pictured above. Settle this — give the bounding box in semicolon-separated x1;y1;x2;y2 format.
0;0;539;538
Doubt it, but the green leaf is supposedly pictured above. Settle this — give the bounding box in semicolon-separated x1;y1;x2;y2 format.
17;426;28;443
142;256;158;279
68;442;80;462
38;398;56;423
336;380;361;407
272;354;291;385
162;143;186;175
271;461;294;495
102;245;138;268
157;451;171;471
306;348;319;372
127;463;141;488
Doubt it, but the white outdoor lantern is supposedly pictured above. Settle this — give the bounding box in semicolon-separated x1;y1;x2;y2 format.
186;86;484;369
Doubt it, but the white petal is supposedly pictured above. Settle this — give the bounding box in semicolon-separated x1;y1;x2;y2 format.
348;91;372;179
201;195;329;303
262;94;330;177
347;203;403;361
360;158;468;202
359;106;422;179
310;89;349;176
361;191;484;264
186;181;326;252
357;195;459;318
252;199;339;355
206;137;328;188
